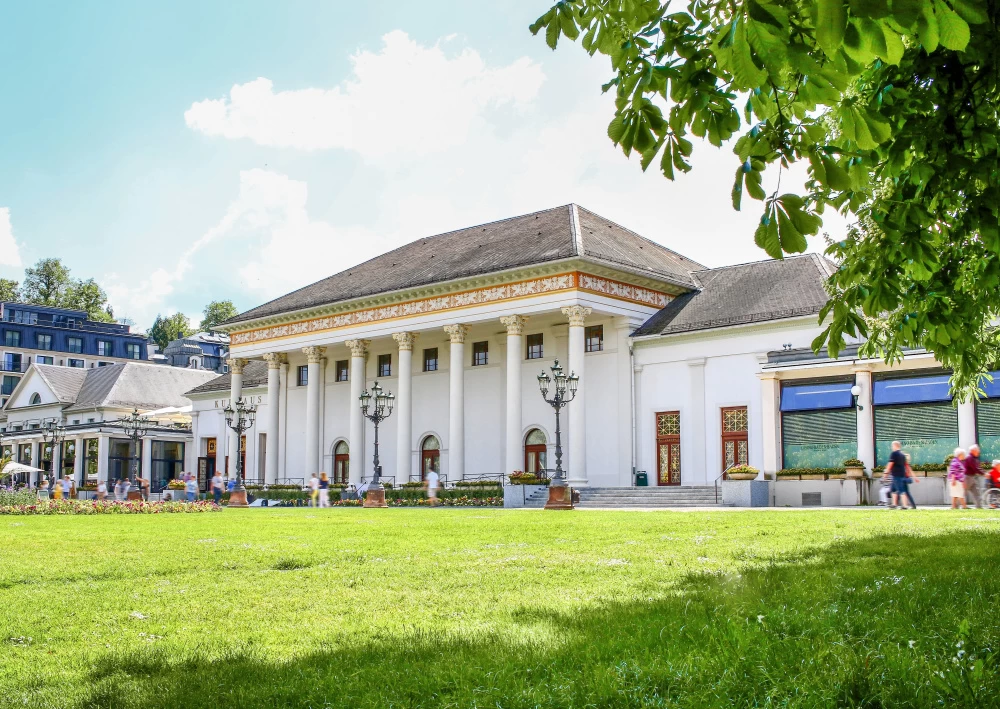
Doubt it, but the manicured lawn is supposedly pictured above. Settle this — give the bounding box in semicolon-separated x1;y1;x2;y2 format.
1;508;998;708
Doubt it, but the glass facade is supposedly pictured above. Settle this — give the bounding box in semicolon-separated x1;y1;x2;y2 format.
108;439;141;484
151;441;184;492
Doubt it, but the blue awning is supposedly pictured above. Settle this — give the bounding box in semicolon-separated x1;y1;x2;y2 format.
780;382;854;412
873;375;952;405
980;371;1000;398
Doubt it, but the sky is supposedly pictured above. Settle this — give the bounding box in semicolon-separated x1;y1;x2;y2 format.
0;1;850;331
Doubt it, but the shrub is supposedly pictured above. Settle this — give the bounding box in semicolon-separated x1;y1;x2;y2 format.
0;499;219;515
0;489;38;507
166;480;186;490
454;480;503;489
508;472;548;485
776;467;848;477
727;464;759;475
401;481;425;489
843;458;865;467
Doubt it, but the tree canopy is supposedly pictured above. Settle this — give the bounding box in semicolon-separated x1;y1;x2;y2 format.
0;279;20;303
530;0;999;397
15;258;115;322
200;300;239;332
148;313;193;351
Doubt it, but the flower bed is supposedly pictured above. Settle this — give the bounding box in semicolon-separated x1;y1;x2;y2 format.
388;496;502;507
0;498;220;515
508;472;549;485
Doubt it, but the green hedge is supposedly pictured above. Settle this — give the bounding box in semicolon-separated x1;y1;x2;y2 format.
872;463;946;473
386;488;498;502
777;467;848;476
454;481;503;489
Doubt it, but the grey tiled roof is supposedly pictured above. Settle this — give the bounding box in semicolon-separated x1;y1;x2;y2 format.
32;365;89;404
226;205;704;325
64;363;217;412
185;360;269;395
632;254;835;337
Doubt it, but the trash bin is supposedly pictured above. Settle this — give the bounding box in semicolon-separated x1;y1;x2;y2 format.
635;472;648;486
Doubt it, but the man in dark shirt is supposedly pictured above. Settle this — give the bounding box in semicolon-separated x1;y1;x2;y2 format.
964;444;984;508
885;441;916;509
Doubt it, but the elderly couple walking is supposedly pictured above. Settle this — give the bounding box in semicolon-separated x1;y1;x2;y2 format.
947;444;991;509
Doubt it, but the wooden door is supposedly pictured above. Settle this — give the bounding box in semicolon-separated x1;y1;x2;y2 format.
421;450;440;481
721;406;749;471
655;412;681;485
334;454;350;485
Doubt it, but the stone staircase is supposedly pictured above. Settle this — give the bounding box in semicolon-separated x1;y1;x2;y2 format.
575;486;720;508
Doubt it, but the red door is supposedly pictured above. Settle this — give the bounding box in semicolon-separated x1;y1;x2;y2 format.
655;412;681;485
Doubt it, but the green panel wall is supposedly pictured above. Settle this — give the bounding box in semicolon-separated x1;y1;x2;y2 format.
976;399;1000;463
874;402;958;466
782;408;858;468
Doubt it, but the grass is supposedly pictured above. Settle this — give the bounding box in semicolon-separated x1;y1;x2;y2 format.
1;508;999;708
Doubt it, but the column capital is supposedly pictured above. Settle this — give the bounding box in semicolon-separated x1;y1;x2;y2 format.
262;352;287;369
302;346;326;363
344;339;370;358
443;324;471;344
561;306;592;327
392;332;417;351
500;315;528;336
227;358;249;374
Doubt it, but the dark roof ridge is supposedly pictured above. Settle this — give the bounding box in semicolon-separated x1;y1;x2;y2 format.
574;205;707;271
692;252;825;274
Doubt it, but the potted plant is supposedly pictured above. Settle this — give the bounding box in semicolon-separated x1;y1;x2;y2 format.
727;464;759;481
843;458;865;479
826;467;848;480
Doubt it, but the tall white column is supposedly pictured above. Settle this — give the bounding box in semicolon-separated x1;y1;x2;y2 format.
262;353;286;484
392;332;416;484
140;436;152;486
444;324;470;482
73;437;85;484
853;368;875;471
687;358;707;484
187;413;199;472
302;347;325;476
958;400;977;449
97;434;110;485
226;358;248;480
346;339;370;485
501;315;527;475
759;372;781;476
563;306;591;487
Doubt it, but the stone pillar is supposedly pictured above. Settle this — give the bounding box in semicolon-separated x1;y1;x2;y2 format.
958;400;977;449
97;434;110;485
73;436;85;484
853;368;875;470
140;436;152;485
302;347;325;476
501;316;527;475
346;339;370;484
687;358;707;484
759;372;781;476
562;306;591;486
187;413;199;472
262;353;286;484
392;332;416;484
444;324;470;482
226;358;248;480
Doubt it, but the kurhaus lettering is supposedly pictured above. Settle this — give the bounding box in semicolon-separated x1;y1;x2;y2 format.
230;272;670;346
214;395;264;409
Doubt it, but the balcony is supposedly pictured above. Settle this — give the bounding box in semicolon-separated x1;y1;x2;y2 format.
0;360;27;373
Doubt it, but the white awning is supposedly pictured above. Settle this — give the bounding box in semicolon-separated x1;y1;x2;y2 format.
1;461;44;476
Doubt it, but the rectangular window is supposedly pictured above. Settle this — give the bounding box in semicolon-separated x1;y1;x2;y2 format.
97;340;113;357
472;341;488;366
36;334;52;350
3;353;21;372
5;330;20;347
84;439;99;481
585;325;604;353
68;359;84;368
67;337;83;354
378;353;392;377
526;333;543;360
297;365;308;387
423;347;438;372
97;361;111;367
1;375;17;396
335;359;349;382
37;356;53;365
151;441;185;491
126;343;141;360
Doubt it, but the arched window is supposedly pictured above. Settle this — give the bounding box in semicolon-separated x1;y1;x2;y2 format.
420;435;440;481
29;392;42;406
333;441;349;485
524;428;547;475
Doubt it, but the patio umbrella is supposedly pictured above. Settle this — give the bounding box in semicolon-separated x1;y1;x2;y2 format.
1;461;45;486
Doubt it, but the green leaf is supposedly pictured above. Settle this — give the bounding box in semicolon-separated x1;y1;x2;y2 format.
934;0;971;50
545;16;560;50
607;115;626;144
660;140;675;180
916;4;939;52
777;208;809;253
890;0;923;27
755;211;782;258
881;24;905;64
640;138;664;172
849;0;891;18
745;169;767;200
951;0;988;23
816;0;848;56
748;0;784;28
863;111;892;143
732;166;745;210
731;23;767;87
822;156;853;191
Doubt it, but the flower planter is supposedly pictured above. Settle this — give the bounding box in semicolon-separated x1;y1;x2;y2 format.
727;473;758;481
800;474;825;480
845;466;865;479
776;475;801;481
826;473;847;480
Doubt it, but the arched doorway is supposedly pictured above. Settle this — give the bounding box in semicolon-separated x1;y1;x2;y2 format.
420;435;440;481
524;428;547;476
333;441;349;485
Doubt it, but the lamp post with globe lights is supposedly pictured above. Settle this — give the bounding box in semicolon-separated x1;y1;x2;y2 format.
118;409;150;498
359;380;394;508
537;359;579;510
223;397;257;507
41;420;66;491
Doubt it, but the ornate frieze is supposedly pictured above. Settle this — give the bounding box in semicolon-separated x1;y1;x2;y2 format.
231;272;670;346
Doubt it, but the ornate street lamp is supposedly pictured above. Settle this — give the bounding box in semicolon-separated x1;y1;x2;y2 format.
223;397;258;507
119;408;150;496
537;359;579;510
359;380;394;508
41;420;66;490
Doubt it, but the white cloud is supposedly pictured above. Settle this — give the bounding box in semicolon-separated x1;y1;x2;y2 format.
184;30;545;159
0;208;24;269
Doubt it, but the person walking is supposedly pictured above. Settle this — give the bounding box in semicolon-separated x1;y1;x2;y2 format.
185;474;198;502
948;448;968;509
137;477;150;502
308;473;320;507
113;479;124;501
885;441;916;509
61;476;72;500
964;443;984;509
425;469;441;507
96;479;107;501
318;472;330;508
211;470;224;505
52;477;63;500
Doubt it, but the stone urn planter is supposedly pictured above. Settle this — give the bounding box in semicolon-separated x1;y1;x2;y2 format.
726;465;760;481
728;472;758;480
800;474;825;480
827;473;847;480
843;459;865;480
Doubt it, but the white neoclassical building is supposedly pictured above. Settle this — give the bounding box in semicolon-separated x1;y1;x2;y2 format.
185;205;988;495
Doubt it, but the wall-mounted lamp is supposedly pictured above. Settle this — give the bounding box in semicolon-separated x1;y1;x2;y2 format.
850;384;864;411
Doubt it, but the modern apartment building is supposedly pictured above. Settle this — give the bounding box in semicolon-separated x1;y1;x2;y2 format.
0;302;148;407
